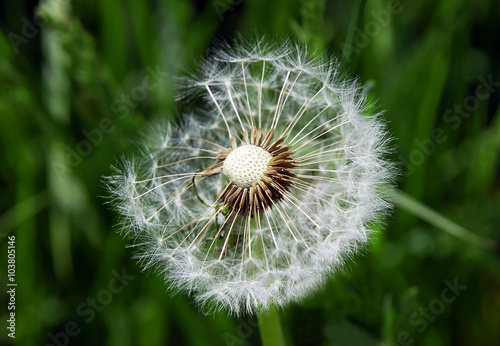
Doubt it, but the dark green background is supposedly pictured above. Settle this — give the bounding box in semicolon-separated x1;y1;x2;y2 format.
0;0;499;345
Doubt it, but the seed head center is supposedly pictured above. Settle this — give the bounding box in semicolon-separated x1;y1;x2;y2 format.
222;145;272;188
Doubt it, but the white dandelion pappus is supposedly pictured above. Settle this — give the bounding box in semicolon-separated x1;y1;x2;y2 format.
107;38;392;315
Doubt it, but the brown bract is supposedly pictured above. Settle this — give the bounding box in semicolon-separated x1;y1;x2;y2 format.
201;126;298;214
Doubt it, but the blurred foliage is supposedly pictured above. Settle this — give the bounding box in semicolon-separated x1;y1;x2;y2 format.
0;0;499;345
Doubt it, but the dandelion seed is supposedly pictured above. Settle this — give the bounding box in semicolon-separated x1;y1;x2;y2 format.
106;38;393;315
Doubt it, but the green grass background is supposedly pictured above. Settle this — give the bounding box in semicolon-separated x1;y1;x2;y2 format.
0;0;499;345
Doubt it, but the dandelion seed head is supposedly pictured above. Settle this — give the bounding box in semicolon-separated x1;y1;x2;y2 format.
105;37;394;315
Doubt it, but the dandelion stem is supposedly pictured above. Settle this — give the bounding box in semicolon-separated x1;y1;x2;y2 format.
257;306;287;346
